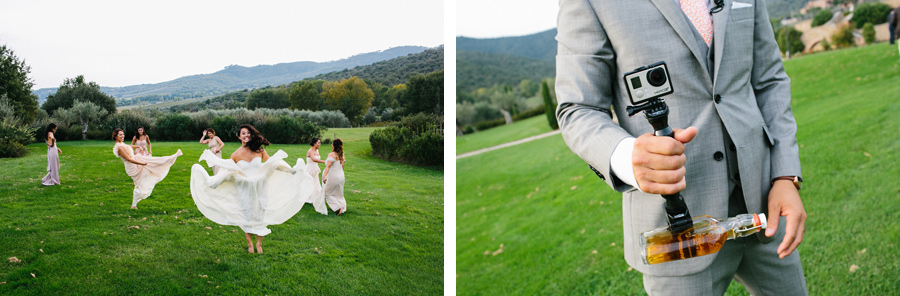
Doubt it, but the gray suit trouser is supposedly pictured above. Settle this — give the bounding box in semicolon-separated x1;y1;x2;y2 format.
642;189;808;296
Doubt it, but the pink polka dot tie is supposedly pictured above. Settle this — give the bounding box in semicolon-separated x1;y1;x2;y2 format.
681;0;712;46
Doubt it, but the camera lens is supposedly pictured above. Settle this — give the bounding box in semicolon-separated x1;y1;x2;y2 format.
647;68;667;87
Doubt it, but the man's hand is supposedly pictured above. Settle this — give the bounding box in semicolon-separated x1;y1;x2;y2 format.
765;180;806;259
632;126;698;194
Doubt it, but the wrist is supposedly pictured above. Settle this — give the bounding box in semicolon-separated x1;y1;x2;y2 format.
772;176;801;191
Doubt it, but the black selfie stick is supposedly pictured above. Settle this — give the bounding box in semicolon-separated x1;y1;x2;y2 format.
626;98;693;233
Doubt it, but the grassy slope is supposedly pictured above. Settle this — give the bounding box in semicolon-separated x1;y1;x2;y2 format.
0;129;443;294
456;116;554;155
456;43;900;295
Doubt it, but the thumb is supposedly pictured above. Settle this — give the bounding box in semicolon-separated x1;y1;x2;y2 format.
766;203;780;237
674;126;698;144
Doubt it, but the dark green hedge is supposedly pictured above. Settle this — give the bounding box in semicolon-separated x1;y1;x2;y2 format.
370;113;443;167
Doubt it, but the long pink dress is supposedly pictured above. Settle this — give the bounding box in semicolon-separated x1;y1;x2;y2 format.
41;135;60;186
323;157;346;213
134;138;151;156
113;143;182;207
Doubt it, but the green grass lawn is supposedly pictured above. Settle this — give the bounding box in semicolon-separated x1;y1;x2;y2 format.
456;42;900;295
456;116;555;155
0;129;443;294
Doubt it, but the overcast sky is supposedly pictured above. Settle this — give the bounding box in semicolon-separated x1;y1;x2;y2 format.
0;0;443;90
456;0;558;39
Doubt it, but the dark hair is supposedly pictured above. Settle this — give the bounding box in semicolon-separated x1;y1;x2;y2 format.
112;128;124;141
332;138;344;164
309;137;319;146
206;128;215;136
239;124;270;152
45;123;57;140
136;126;146;137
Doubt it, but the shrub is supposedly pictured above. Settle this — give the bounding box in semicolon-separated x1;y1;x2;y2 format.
473;118;506;131
850;2;892;29
512;105;545;121
322;138;332;145
369;112;443;167
0;118;34;158
105;109;155;139
811;10;833;27
831;24;855;48
262;115;322;145
820;38;832;51
862;23;876;45
153;113;195;141
776;26;805;55
463;125;475;134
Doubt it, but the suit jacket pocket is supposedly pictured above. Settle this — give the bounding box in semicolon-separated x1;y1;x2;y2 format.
730;3;754;22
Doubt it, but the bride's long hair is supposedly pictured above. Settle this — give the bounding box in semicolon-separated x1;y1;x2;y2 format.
239;124;270;152
332;139;344;164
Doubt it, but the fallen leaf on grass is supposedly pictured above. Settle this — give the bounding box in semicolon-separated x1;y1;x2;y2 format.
31;273;35;278
570;186;578;190
857;248;867;255
610;242;616;246
0;282;5;285
39;249;43;253
850;264;859;273
127;226;140;230
492;244;505;256
352;190;361;194
199;275;208;278
205;227;212;230
627;267;633;272
863;152;871;158
592;250;598;254
8;257;21;263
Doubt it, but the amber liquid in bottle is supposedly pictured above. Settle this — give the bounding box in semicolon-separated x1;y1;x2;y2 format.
640;213;765;265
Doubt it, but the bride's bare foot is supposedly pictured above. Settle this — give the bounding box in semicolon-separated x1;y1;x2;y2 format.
247;244;255;254
256;244;263;254
131;206;137;210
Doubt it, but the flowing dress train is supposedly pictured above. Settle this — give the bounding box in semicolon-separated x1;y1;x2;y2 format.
113;143;182;207
190;150;315;236
306;156;328;215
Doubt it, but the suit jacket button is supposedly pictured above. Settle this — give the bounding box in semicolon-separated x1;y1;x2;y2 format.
713;151;724;161
714;94;722;103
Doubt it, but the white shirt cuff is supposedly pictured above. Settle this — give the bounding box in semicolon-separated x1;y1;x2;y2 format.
610;137;641;191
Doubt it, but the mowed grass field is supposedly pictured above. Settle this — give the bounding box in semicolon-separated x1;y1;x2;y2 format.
456;116;554;155
456;42;900;295
0;127;443;295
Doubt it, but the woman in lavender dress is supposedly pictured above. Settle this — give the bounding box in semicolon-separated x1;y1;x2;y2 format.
41;123;61;186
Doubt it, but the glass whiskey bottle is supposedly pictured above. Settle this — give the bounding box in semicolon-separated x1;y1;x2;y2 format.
640;213;767;265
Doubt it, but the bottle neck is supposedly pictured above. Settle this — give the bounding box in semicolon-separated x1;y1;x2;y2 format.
723;213;764;240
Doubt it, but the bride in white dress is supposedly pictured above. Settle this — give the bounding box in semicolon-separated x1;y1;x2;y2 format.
190;124;315;254
112;128;182;209
305;137;328;215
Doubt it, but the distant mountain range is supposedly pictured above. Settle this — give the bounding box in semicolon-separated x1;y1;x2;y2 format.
456;29;556;92
33;45;430;104
306;46;444;86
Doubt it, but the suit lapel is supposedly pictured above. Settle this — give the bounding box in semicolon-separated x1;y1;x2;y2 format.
712;0;732;90
650;0;710;83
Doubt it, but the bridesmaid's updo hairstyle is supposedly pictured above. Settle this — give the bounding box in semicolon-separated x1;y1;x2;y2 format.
112;128;124;141
239;124;270;152
45;123;57;140
332;138;344;164
309;137;319;146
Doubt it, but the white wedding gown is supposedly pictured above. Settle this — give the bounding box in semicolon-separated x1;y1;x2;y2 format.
306;156;328;215
113;143;182;207
189;149;315;236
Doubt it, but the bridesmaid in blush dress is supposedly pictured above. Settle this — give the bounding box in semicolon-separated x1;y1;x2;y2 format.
41;123;61;186
322;139;347;215
305;137;327;215
131;126;152;156
199;128;225;174
113;128;182;209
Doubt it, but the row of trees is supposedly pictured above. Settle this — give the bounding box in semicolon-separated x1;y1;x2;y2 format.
776;2;894;56
456;77;557;133
242;70;443;126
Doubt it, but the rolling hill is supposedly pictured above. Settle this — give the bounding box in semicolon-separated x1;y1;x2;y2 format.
33;46;430;104
305;46;444;86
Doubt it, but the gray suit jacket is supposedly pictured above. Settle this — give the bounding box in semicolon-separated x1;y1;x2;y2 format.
555;0;801;276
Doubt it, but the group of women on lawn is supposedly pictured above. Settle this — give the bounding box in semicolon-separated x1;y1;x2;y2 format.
41;123;348;254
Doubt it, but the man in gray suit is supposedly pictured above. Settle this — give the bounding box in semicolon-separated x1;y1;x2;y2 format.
555;0;807;294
